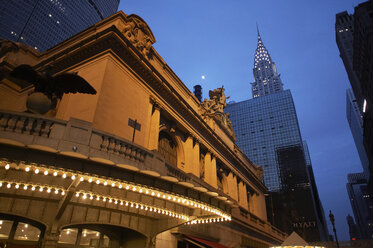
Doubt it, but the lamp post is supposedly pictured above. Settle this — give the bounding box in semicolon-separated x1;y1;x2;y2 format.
329;210;340;248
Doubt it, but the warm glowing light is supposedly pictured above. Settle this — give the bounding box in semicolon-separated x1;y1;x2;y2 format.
5;164;10;170
8;164;231;221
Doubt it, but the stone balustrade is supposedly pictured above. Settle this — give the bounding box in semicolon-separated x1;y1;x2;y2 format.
0;111;64;137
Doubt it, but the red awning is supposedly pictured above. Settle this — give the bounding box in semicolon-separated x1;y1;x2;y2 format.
184;235;229;248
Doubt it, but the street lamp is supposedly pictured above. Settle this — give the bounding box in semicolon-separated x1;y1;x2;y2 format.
329;210;340;248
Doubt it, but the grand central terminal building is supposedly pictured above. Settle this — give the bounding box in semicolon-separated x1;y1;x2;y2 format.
0;11;286;248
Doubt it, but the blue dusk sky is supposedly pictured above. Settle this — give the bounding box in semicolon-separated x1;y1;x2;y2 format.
120;0;365;240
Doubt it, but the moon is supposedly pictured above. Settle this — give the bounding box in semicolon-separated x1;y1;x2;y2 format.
201;75;205;79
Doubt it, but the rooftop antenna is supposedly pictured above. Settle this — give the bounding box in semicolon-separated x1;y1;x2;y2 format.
256;22;260;37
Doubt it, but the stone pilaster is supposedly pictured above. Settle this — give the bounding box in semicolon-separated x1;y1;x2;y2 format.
210;155;217;188
238;182;249;210
204;151;211;185
227;172;239;201
183;134;194;174
147;98;161;151
191;138;200;177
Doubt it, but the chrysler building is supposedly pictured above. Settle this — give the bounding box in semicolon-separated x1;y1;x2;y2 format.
251;28;283;98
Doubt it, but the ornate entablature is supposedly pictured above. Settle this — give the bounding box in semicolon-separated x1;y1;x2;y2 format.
201;86;236;141
121;14;156;57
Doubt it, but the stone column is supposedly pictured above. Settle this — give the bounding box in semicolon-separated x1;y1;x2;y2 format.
147;98;161;151
191;139;200;177
227;172;238;201
204;151;211;184
255;193;268;220
183;134;194;174
238;182;249;210
210;155;217;188
248;192;255;214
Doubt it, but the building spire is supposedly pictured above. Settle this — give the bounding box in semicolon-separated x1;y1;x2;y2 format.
251;28;283;98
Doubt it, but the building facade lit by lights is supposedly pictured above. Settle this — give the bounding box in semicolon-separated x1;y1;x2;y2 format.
225;30;328;242
0;11;286;248
0;0;119;51
251;29;283;98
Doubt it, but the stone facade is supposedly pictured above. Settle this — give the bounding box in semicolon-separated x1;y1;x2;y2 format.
0;11;286;248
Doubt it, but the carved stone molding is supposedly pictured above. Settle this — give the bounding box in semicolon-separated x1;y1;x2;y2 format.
150;96;161;111
121;14;156;58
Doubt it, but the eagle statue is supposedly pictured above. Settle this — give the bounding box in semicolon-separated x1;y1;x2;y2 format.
10;64;97;114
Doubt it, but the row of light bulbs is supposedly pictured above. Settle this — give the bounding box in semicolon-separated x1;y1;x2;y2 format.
0;180;65;195
185;217;231;225
74;190;190;221
0;180;190;221
2;162;231;220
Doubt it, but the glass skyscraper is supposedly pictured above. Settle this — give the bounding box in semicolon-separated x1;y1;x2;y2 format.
0;0;119;51
346;172;373;239
225;29;328;241
226;90;302;191
346;88;369;174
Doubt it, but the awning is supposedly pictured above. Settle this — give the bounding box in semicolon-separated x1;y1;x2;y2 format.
184;235;229;248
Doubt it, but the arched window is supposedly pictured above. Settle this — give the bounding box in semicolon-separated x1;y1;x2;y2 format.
158;132;177;166
58;227;110;248
0;214;44;248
